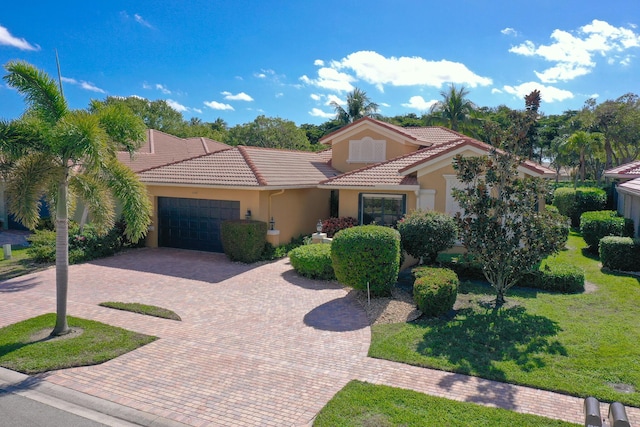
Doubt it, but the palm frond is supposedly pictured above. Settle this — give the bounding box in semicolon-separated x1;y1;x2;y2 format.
69;173;115;235
92;102;147;154
3;60;68;126
53;110;109;170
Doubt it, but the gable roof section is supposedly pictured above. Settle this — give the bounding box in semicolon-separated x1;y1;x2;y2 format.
319;117;464;147
320;137;554;189
617;177;640;196
117;129;229;172
138;146;340;188
604;160;640;179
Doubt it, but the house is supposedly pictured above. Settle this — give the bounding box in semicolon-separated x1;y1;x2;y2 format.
136;117;554;253
604;160;640;236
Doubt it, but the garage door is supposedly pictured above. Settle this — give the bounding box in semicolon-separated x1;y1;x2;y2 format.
157;197;240;252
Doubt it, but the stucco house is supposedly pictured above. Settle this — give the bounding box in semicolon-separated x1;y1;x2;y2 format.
604;160;640;236
136;117;554;253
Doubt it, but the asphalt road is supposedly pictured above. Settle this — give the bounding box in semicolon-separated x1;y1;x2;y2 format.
0;391;110;427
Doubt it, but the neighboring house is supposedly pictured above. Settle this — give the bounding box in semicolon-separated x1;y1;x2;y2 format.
604;160;640;236
135;117;554;253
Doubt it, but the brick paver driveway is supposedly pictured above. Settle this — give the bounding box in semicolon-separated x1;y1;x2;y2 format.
1;248;370;426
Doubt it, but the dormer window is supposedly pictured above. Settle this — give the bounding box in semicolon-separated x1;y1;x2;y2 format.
348;136;386;163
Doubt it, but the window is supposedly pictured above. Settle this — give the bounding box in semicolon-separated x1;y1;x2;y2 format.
359;193;406;226
348;137;386;163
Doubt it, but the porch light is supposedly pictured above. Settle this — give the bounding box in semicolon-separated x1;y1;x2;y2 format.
245;209;252;220
269;217;275;230
316;219;323;233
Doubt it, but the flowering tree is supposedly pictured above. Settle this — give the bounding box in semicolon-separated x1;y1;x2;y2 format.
452;148;568;306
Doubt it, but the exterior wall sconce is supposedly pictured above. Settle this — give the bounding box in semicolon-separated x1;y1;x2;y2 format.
316;219;323;233
269;217;275;230
245;209;252;220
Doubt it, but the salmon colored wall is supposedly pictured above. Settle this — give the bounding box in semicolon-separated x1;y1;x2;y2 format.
330;128;418;173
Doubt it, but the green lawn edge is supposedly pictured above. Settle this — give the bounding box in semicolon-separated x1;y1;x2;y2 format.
0;313;157;374
314;380;579;427
99;302;182;321
369;232;640;407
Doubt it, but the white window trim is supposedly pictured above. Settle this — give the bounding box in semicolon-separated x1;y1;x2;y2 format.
348;136;386;163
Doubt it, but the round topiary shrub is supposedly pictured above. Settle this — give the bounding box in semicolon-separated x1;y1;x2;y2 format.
288;244;335;280
599;236;640;271
331;225;401;296
221;220;267;263
412;267;459;317
397;210;458;264
553;187;606;227
580;210;634;252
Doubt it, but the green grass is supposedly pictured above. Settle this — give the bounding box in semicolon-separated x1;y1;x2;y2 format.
370;232;640;406
0;245;51;281
314;380;579;427
99;302;181;321
0;313;157;374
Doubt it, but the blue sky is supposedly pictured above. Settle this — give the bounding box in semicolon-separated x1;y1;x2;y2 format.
2;1;640;127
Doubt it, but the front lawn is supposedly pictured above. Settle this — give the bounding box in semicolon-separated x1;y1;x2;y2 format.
370;232;640;406
314;380;579;426
0;313;156;374
0;245;51;282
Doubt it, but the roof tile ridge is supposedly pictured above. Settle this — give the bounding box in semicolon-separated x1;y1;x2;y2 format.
397;140;468;173
137;148;235;174
238;146;268;186
241;145;320;155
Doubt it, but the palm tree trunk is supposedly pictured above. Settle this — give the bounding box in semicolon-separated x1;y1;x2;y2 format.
52;178;70;336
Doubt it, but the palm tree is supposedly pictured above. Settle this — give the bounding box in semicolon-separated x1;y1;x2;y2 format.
3;60;152;336
427;84;477;132
330;88;380;126
566;130;604;183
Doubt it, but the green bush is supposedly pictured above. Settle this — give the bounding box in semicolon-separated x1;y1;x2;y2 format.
580;210;634;252
397;210;458;264
321;217;358;238
438;254;485;281
261;235;307;261
289;244;335;280
412;267;459;317
220;220;267;263
331;225;401;296
519;262;584;293
599;236;640;271
552;187;607;227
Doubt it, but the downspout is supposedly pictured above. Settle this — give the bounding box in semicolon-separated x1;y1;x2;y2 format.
269;190;285;227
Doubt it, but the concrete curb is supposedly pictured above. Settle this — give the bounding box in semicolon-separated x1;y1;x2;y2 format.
0;367;189;427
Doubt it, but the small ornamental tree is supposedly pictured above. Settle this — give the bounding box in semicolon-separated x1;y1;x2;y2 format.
397;210;458;264
452;149;568;306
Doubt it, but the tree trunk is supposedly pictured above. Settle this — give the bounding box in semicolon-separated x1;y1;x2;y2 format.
495;287;506;307
52;178;70;336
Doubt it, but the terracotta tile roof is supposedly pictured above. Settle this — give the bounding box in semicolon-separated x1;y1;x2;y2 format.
138;146;340;188
618;177;640;195
117;129;229;172
604;160;640;178
315;148;333;164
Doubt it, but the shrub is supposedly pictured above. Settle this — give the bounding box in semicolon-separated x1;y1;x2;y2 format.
580;210;634;252
321;217;358;238
599;236;640;271
261;235;307;261
397;210;458;264
220;220;267;263
289;244;335;280
412;267;459;317
331;225;400;296
438;254;485;281
519;262;584;293
553;187;606;227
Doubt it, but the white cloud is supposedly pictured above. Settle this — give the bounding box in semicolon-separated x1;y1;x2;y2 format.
166;99;188;112
142;82;152;90
221;91;254;101
204;100;234;111
314;59;325;66
325;94;343;106
509;19;640;82
401;95;437;111
302;50;492;93
491;88;503;94
156;84;171;94
310;93;321;101
61;77;106;94
0;25;39;51
309;108;335;118
501;27;518;37
192;108;203;114
275;92;284;98
134;14;153;28
502;82;573;103
379;102;391;107
589;93;600;99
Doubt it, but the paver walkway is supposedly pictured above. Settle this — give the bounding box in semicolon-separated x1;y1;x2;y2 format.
1;248;638;426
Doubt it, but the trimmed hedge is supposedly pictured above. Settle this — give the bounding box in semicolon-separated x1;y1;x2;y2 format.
321;217;358;238
519;262;585;293
553;187;607;227
397;210;458;264
288;244;335;280
600;236;640;271
220;220;267;263
580;210;634;252
331;225;401;296
412;267;459;317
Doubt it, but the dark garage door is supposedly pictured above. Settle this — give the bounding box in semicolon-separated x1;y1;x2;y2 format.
157;197;239;252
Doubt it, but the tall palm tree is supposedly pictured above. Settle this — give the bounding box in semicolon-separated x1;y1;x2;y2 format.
566;130;604;183
330;88;380;126
3;60;152;336
427;84;477;132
